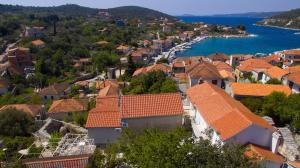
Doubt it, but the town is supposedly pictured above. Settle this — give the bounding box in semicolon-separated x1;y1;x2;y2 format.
0;3;300;168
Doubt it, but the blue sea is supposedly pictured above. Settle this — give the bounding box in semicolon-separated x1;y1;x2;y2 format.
177;16;300;56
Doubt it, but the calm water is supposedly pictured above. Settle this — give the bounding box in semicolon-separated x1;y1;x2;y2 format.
177;16;300;56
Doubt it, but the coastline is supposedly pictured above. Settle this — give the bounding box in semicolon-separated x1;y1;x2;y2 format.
153;33;257;62
255;24;300;31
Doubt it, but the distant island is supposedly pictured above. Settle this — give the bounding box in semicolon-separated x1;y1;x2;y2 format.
179;11;283;18
257;8;300;30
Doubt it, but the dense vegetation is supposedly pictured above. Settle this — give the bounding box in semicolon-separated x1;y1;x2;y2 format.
123;70;178;94
88;128;260;168
241;92;300;132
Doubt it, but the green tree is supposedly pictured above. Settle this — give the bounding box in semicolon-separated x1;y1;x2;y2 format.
241;98;263;114
0;108;35;136
266;79;282;85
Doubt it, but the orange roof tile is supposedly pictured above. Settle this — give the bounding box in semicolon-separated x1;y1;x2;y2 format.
98;84;119;97
213;61;233;72
95;80;119;90
282;49;300;55
231;83;292;97
208;53;229;61
287;72;300;86
94;96;119;112
218;70;235;81
86;111;121;128
187;82;273;141
287;65;300;73
121;93;183;119
237;59;272;72
31;39;45;46
48;99;88;113
133;64;171;76
187;61;223;79
0;104;43;117
264;54;280;63
245;144;284;164
116;45;129;50
265;66;289;79
39;83;70;95
288;161;300;168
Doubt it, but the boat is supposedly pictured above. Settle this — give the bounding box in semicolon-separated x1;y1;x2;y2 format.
295;32;300;35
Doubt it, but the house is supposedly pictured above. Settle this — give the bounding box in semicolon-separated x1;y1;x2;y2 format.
95;80;120;90
31;39;45;48
24;26;45;39
116;45;131;54
229;54;253;67
131;48;153;64
227;83;292;100
282;72;300;94
236;59;273;81
263;54;282;66
187;82;275;148
0;104;45;120
208;53;229;62
0;79;10;95
39;83;71;100
284;161;300;168
186;61;224;88
86;93;184;146
22;154;91;168
133;64;171;76
98;84;120;97
261;66;289;83
278;49;300;65
48;99;88;120
172;56;204;74
245;144;284;168
212;61;233;72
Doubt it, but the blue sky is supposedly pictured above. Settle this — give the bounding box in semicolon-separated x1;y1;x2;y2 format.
1;0;300;15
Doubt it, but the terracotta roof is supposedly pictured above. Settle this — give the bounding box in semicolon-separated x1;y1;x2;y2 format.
23;154;90;168
219;70;235;81
95;80;119;90
0;104;43;117
288;161;300;168
172;61;185;68
245;144;284;164
96;41;109;45
208;53;229;61
231;54;253;60
98;84;119;97
287;72;300;86
237;59;272;72
265;66;289;79
86;111;121;128
231;83;292;97
173;56;204;67
133;64;171;76
187;82;273;141
31;39;45;46
48;99;88;113
174;73;188;80
186;61;223;79
121;93;183;119
0;79;10;88
282;49;300;55
287;65;300;73
264;54;280;63
213;61;233;72
94;96;119;112
39;83;70;95
116;45;129;50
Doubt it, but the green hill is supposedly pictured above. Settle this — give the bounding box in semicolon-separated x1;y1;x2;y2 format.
258;8;300;29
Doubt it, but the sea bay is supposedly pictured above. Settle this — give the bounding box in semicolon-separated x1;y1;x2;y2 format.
177;16;300;56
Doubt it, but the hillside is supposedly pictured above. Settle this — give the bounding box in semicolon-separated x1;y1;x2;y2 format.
0;4;176;20
104;6;176;20
257;8;300;29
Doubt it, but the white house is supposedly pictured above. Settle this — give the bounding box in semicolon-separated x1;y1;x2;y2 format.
86;93;184;147
282;72;300;94
261;66;288;84
186;82;275;148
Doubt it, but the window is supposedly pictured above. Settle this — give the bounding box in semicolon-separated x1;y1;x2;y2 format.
289;81;294;89
51;96;54;100
212;80;218;85
44;96;47;100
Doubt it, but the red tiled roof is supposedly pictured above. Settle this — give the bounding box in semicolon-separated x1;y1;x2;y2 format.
39;83;70;95
23;154;90;168
0;104;43;117
265;66;289;79
31;39;45;46
186;61;223;79
282;49;300;55
287;72;300;86
245;144;284;164
86;111;121;128
187;82;273;141
237;59;272;72
208;53;228;61
94;96;119;112
98;84;119;97
133;64;171;76
48;99;88;113
287;65;300;73
121;93;183;119
288;161;300;168
213;61;233;72
95;80;119;90
231;83;292;97
264;54;280;63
